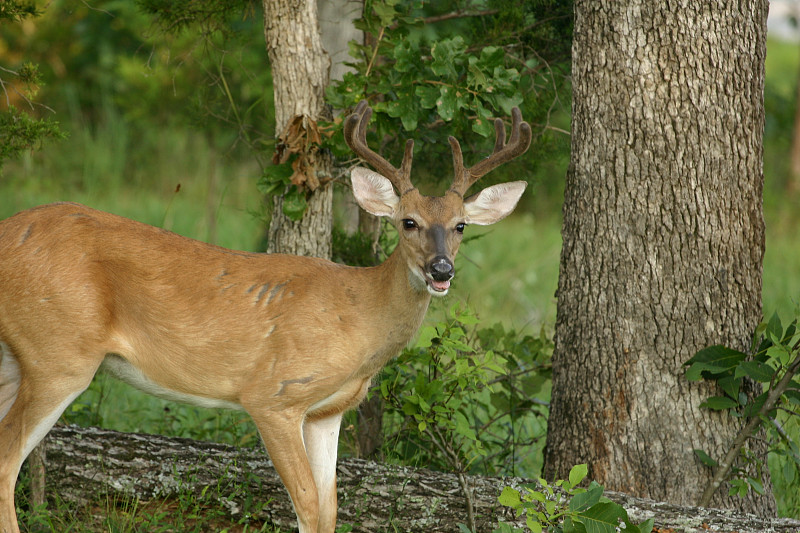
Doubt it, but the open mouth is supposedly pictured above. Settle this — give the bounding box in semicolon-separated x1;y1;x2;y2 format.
424;272;451;295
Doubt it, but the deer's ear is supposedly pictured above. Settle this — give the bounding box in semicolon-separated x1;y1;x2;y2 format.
351;167;400;218
464;181;527;225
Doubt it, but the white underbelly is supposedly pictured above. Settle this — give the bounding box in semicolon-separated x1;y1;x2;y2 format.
100;354;243;411
0;342;21;422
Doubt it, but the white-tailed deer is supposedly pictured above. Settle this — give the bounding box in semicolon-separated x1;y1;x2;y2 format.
0;101;530;533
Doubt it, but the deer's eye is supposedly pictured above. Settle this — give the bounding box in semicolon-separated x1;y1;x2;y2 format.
402;219;418;230
455;223;466;234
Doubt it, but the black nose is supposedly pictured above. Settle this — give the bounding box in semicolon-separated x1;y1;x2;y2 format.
429;257;454;281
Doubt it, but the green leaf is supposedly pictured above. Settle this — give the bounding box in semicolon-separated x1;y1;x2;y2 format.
622;517;654;533
742;391;769;417
694;449;719;468
491;92;525;116
526;516;543;533
562;516;583;533
471;100;495;137
491;523;521;533
415;326;438;348
699;396;738;410
477;46;505;72
717;375;741;401
372;0;398;27
569;483;603;512
258;163;293;195
281;187;308;221
568;464;589;488
577;501;626;533
785;389;800;406
498;486;522;509
526;489;547;503
437;85;458;121
685;345;748;380
767;343;792;367
783;460;796;484
457;524;473;533
454;411;477;441
728;478;748;497
767;311;783;343
393;41;418;73
467;59;489;91
415;85;440;110
431;37;466;78
734;360;777;382
387;96;419;131
746;476;765;495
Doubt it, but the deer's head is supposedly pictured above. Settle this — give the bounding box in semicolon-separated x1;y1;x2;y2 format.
345;101;531;296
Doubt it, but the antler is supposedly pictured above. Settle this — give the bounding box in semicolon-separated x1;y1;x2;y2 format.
448;107;532;196
344;100;416;195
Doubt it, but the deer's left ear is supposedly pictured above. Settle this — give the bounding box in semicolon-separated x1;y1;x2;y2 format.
464;181;527;225
351;167;400;218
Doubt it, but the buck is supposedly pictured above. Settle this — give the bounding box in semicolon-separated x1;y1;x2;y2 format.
0;101;530;533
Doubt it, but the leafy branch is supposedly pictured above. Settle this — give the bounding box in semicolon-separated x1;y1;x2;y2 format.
685;312;800;505
494;464;654;533
1;8;65;172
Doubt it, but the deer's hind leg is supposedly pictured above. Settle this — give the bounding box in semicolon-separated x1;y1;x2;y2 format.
0;341;99;533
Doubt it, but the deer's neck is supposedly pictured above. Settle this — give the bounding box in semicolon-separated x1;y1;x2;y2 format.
357;249;432;367
376;247;432;313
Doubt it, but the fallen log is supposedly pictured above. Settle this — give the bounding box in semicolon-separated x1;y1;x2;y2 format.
34;425;800;532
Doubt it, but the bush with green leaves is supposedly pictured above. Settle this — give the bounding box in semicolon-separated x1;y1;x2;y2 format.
685;310;800;508
378;303;551;530
494;464;654;533
381;303;551;476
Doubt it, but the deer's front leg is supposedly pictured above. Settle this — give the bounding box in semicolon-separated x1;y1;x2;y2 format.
303;413;342;533
249;408;320;533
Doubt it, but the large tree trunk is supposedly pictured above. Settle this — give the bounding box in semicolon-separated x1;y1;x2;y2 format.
262;0;332;258
36;426;800;533
544;0;776;516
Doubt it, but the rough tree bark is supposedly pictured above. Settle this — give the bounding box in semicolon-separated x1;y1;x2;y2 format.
262;0;333;258
544;0;777;515
36;426;800;533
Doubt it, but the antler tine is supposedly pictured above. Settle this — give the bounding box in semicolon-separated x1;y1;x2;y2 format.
344;101;415;195
449;107;532;196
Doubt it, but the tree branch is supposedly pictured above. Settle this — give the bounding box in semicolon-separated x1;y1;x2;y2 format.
698;352;800;507
36;425;800;532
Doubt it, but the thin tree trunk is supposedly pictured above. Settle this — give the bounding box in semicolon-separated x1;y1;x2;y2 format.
262;0;332;258
27;437;46;510
320;0;386;458
355;208;383;458
545;0;776;516
788;59;800;195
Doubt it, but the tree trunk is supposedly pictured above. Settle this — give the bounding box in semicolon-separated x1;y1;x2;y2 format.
318;0;362;84
544;0;776;516
262;0;332;258
36;426;800;533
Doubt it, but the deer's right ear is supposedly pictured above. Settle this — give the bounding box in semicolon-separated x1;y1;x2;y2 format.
351;167;400;218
